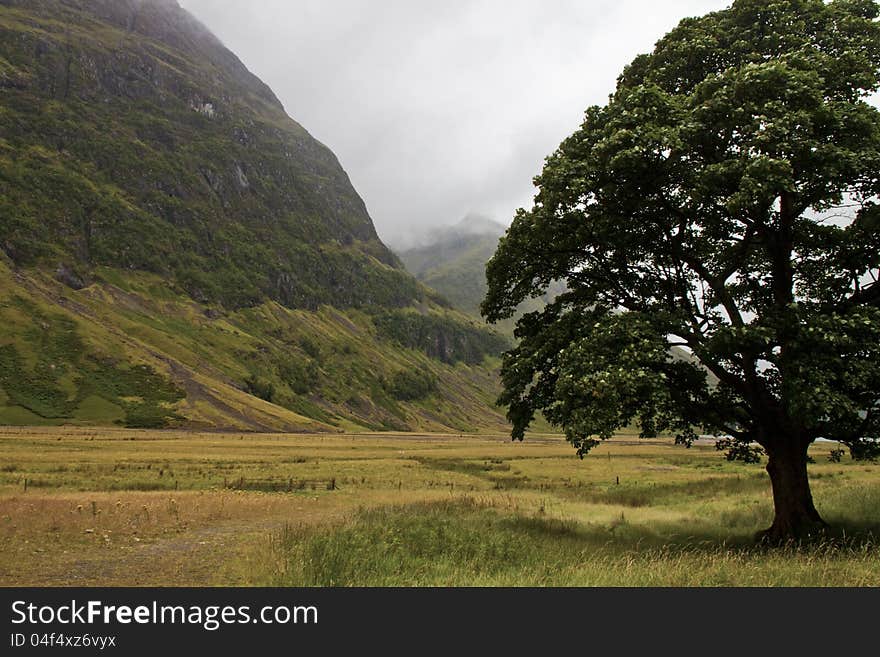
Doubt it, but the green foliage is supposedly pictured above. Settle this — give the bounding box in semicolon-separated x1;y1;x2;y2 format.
549;312;706;454
399;226;504;316
716;437;766;464
80;362;184;429
485;0;880;455
0;301;84;419
828;448;846;463
298;338;322;362
483;0;880;537
387;369;437;401
0;1;419;312
846;439;880;462
278;357;320;396
374;310;508;365
244;375;275;404
0;264;509;432
0;344;75;418
0;303;184;428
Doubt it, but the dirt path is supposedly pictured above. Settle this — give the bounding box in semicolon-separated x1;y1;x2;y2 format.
5;487;482;586
63;519;282;586
1;493;350;587
3;489;450;586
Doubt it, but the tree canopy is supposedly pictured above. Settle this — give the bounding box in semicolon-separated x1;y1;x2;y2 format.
483;0;880;541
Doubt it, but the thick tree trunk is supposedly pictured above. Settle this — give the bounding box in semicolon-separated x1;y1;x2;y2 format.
758;439;827;543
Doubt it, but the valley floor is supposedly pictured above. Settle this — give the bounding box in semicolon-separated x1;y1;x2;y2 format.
0;427;878;586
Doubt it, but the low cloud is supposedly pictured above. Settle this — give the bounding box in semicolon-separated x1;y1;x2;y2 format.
179;0;731;245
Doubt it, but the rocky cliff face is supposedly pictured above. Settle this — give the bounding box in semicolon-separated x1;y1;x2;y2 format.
0;0;412;309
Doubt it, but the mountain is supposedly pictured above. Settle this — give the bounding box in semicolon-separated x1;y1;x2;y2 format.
0;0;509;432
398;215;508;317
398;215;565;333
1;0;409;309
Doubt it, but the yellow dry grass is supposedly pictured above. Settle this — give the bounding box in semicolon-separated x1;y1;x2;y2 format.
0;426;876;586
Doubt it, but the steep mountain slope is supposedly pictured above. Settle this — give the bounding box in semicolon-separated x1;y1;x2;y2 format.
399;216;507;317
0;0;509;432
1;0;412;309
398;216;565;334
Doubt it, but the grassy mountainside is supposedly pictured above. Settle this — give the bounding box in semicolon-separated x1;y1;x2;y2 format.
0;254;509;432
397;216;565;334
0;0;415;309
399;217;506;317
0;0;510;432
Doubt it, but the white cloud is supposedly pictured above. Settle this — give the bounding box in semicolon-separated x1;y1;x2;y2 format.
178;0;731;246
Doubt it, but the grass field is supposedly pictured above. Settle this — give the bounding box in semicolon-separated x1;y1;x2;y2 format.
0;427;877;587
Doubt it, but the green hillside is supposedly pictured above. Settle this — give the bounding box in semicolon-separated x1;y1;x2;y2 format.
0;0;417;309
0;0;510;432
0;258;509;432
398;216;565;334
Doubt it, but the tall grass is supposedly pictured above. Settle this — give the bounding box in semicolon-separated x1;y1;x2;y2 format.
3;429;877;586
268;494;880;587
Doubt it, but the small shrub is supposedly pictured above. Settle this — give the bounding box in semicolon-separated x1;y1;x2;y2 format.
716;437;765;464
387;370;437;401
846;439;880;462
299;338;322;361
278;357;319;395
244;374;275;403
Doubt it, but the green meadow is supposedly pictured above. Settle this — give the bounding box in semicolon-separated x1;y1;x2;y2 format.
1;427;877;587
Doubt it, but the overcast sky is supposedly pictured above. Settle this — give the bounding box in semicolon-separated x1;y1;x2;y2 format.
178;0;731;248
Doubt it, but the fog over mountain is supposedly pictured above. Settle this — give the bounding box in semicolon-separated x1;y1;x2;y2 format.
178;0;732;247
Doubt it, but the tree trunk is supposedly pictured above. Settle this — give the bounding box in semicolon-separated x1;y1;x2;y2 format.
758;439;827;543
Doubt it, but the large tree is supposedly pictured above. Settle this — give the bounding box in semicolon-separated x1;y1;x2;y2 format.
483;0;880;542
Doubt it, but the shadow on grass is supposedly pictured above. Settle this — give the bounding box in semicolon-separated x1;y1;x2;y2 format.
413;456;773;506
267;496;880;586
558;473;771;508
